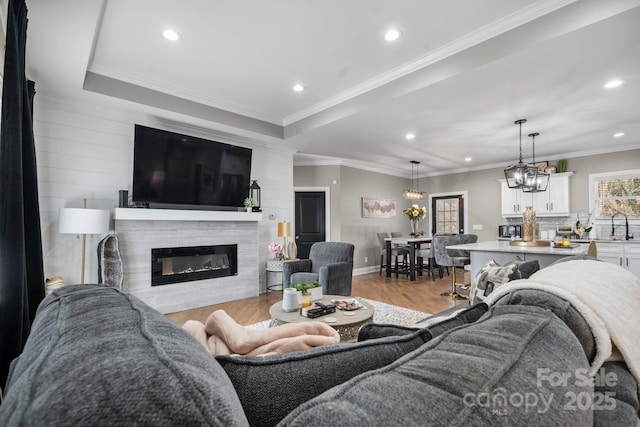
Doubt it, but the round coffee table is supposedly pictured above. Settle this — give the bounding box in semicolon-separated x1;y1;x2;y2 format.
269;295;374;342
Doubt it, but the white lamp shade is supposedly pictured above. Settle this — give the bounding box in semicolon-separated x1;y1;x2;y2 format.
58;208;110;234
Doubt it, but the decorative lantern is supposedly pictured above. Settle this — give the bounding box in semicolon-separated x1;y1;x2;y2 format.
249;180;261;212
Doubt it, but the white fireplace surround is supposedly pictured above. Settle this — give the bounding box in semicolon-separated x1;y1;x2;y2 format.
114;208;262;314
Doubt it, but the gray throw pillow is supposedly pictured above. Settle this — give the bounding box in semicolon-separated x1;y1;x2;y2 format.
503;259;540;279
469;259;541;304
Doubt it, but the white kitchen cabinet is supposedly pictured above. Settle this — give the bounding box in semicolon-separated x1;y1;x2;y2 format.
597;242;640;277
500;173;572;217
500;181;524;216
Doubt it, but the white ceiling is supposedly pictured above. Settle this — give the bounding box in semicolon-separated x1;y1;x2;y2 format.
25;0;640;178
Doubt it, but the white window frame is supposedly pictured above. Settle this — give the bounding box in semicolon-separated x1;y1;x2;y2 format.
588;169;640;223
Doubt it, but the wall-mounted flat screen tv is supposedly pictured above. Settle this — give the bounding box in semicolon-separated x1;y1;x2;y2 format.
132;125;252;210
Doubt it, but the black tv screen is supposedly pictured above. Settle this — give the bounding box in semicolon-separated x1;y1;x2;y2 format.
132;125;252;210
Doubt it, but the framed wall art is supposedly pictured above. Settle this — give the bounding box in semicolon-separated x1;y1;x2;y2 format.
362;197;396;218
529;161;548;172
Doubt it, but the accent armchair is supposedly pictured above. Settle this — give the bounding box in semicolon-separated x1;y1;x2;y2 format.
282;242;354;296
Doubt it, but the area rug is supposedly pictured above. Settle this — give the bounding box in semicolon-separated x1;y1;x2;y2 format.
246;297;431;330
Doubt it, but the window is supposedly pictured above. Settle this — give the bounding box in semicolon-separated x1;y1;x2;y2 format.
589;170;640;219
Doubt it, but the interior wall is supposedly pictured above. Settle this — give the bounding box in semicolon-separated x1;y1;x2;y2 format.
294;148;640;271
294;165;411;272
293;165;342;241
33;96;293;292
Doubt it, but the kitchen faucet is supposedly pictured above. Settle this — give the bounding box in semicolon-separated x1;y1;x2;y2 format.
611;212;632;240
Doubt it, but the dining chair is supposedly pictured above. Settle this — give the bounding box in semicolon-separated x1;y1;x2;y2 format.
377;232;409;276
390;231;411;251
417;233;455;280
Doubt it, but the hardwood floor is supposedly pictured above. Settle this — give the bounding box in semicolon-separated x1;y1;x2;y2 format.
165;269;471;326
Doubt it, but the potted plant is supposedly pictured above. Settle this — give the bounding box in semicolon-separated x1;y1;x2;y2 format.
295;282;323;302
556;159;567;173
243;197;255;212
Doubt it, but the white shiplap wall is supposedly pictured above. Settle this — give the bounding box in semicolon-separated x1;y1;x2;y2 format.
33;95;294;298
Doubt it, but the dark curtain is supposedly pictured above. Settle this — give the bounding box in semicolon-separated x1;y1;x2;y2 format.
0;0;44;388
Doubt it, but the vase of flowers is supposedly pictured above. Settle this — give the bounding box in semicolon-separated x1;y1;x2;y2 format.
403;204;427;235
268;242;284;260
575;208;594;239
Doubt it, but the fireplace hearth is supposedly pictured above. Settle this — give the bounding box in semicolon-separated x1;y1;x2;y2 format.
151;244;237;286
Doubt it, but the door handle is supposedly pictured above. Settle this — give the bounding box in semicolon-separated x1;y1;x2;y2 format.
295;236;299;240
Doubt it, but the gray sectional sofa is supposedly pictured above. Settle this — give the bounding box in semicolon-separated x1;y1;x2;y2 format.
0;260;638;426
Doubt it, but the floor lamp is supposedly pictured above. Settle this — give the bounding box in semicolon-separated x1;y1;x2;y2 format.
58;199;110;284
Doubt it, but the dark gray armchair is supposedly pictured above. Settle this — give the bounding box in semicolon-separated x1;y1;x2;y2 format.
282;242;354;296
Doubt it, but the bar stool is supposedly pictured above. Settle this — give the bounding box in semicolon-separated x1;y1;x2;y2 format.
432;235;469;299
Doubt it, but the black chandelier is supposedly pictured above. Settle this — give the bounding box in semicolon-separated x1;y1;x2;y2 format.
522;132;549;193
503;119;539;190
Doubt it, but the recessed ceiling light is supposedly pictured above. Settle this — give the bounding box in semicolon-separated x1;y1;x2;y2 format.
464;157;472;162
163;29;182;41
604;79;625;89
292;84;305;92
613;132;625;138
405;132;416;140
384;28;401;42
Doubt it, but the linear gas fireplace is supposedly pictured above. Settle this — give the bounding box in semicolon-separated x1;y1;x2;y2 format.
151;244;237;286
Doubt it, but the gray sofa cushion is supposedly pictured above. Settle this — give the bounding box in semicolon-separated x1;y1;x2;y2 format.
593;361;639;427
357;302;489;341
216;327;432;427
0;284;248;426
492;289;596;363
279;304;593;426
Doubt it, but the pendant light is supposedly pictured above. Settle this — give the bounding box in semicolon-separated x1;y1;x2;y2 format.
504;119;538;190
403;160;425;200
522;132;549;192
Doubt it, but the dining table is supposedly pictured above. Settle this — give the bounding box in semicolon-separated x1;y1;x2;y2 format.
385;236;432;281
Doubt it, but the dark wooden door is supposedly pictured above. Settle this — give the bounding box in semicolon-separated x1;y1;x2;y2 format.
431;195;465;234
294;191;326;259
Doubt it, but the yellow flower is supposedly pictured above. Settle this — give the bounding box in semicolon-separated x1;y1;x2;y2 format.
403;205;426;220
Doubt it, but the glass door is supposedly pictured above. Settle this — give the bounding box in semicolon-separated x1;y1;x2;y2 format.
431;195;465;234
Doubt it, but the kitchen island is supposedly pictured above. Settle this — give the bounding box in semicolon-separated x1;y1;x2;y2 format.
447;240;588;278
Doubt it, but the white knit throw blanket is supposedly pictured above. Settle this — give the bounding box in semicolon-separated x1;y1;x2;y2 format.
484;260;640;386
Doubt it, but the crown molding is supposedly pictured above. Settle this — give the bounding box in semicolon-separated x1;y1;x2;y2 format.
284;0;577;126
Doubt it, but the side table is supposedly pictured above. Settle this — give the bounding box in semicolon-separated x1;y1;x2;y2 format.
266;259;298;291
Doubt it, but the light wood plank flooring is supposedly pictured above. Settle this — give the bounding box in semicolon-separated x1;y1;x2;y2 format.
165;269;471;326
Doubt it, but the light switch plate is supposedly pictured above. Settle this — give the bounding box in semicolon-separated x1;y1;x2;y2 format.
472;224;483;230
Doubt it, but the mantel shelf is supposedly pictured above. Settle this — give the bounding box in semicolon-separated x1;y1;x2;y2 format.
114;208;262;222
